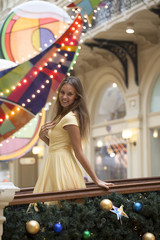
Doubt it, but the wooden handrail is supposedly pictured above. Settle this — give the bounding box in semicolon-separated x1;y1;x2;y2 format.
16;176;160;194
9;177;160;206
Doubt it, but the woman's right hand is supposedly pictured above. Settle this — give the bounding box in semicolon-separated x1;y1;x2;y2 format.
39;121;54;137
39;121;55;146
40;123;49;137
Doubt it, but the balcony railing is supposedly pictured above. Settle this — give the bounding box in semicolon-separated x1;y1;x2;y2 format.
92;0;143;26
9;176;160;206
82;0;159;36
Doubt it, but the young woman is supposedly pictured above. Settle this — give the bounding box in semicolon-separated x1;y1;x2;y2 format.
33;76;113;195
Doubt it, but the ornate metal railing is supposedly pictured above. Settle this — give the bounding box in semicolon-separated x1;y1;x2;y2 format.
94;0;143;24
84;0;157;32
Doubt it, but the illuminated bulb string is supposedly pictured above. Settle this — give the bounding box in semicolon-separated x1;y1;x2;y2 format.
0;44;68;97
21;79;50;107
0;78;51;123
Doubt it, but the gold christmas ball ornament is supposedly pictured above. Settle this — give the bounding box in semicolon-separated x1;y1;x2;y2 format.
142;232;156;240
100;199;113;211
26;220;40;234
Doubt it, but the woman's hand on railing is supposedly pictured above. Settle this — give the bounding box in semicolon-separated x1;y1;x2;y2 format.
95;179;114;190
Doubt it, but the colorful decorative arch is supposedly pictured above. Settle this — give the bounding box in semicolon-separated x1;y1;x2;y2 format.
0;13;83;143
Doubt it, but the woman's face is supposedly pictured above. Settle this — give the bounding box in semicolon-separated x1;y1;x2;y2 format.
59;83;77;109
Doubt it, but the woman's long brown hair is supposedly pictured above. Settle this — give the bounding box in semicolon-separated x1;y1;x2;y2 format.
53;76;90;140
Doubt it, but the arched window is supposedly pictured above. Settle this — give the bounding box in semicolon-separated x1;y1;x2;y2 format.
150;76;160;112
94;135;127;180
93;82;127;180
95;83;126;124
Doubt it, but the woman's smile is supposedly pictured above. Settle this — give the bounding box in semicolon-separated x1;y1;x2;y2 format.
59;83;77;109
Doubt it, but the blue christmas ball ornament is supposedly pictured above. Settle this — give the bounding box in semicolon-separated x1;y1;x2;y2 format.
53;223;63;233
133;202;142;212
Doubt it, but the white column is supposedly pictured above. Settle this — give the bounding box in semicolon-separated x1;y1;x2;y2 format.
0;182;19;240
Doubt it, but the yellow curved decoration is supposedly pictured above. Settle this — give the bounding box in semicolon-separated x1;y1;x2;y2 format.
0;108;46;161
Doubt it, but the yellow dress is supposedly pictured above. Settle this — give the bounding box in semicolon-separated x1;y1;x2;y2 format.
33;111;86;194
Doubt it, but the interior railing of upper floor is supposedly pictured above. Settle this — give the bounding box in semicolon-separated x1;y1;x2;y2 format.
73;0;158;35
90;0;144;27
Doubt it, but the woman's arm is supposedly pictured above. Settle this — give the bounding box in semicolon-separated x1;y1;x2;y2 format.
39;120;57;146
39;123;51;146
64;125;114;190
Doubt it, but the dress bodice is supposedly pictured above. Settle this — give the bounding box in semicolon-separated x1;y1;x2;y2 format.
48;111;79;152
